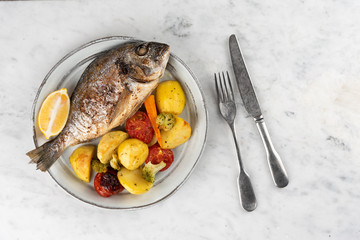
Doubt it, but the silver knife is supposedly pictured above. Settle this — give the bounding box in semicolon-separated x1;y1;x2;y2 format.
229;34;289;188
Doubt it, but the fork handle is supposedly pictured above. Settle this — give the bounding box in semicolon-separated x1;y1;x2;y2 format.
238;170;257;212
229;124;257;211
255;117;289;188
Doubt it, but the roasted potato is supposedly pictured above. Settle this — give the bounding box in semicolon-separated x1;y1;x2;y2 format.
117;167;153;194
161;116;191;149
97;131;129;164
155;80;186;115
147;134;158;147
117;138;149;170
69;145;96;182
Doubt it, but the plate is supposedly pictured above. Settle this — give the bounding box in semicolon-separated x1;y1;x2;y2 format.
31;36;208;209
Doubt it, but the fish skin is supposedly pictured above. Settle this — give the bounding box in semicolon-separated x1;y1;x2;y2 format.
27;41;170;171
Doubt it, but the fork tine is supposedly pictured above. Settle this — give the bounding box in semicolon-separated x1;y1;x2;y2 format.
226;71;235;101
219;72;228;102
221;72;230;101
218;72;226;102
214;73;223;102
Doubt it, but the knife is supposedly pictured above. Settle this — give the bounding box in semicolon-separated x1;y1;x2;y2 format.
229;34;289;188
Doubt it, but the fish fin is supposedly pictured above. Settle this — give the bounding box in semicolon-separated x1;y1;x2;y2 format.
27;138;65;172
109;80;158;129
108;89;132;128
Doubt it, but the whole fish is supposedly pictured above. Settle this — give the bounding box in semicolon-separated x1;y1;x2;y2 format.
27;40;170;171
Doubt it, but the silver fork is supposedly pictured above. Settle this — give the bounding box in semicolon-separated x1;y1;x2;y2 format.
215;71;257;212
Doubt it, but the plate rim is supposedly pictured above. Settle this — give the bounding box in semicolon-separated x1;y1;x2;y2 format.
30;36;208;210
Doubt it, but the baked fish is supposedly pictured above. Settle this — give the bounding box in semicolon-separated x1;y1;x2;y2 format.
27;40;170;171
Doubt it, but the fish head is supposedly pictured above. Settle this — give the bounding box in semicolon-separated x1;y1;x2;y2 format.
119;41;170;82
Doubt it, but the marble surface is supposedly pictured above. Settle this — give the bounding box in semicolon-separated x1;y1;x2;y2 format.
1;0;360;239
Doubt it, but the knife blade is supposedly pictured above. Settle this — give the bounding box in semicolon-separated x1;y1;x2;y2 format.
229;34;262;119
229;34;289;188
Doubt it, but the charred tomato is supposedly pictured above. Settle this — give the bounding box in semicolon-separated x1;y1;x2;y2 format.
94;169;124;197
125;111;154;144
145;144;174;171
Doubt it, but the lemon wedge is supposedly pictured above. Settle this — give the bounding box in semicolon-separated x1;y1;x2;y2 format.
38;88;70;139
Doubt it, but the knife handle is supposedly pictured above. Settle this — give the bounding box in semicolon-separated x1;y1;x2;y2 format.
255;116;289;188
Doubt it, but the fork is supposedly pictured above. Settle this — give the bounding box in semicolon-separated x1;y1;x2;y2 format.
215;71;257;212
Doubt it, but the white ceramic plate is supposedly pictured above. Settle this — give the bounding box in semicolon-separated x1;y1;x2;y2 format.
31;36;208;209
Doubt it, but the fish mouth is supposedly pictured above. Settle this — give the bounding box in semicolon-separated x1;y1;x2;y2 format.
146;42;170;66
155;43;170;59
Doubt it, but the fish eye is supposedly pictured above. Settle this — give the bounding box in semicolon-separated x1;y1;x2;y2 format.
136;45;148;56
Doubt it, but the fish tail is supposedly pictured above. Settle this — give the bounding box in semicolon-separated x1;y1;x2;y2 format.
27;138;65;172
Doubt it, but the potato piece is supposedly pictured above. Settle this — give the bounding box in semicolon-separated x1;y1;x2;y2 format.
117;168;153;194
117;139;149;170
97;131;129;164
156;80;186;115
161;116;191;149
147;134;158;147
69;145;96;182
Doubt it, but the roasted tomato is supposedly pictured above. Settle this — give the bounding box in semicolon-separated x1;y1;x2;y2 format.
94;169;124;197
145;144;174;171
125;111;154;144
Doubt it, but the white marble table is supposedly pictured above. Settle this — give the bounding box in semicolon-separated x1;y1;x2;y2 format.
1;0;359;239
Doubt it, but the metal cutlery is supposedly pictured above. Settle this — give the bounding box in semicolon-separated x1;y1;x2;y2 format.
215;71;257;212
229;34;289;188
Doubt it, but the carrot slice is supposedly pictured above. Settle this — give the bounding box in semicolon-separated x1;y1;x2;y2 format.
144;95;163;148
